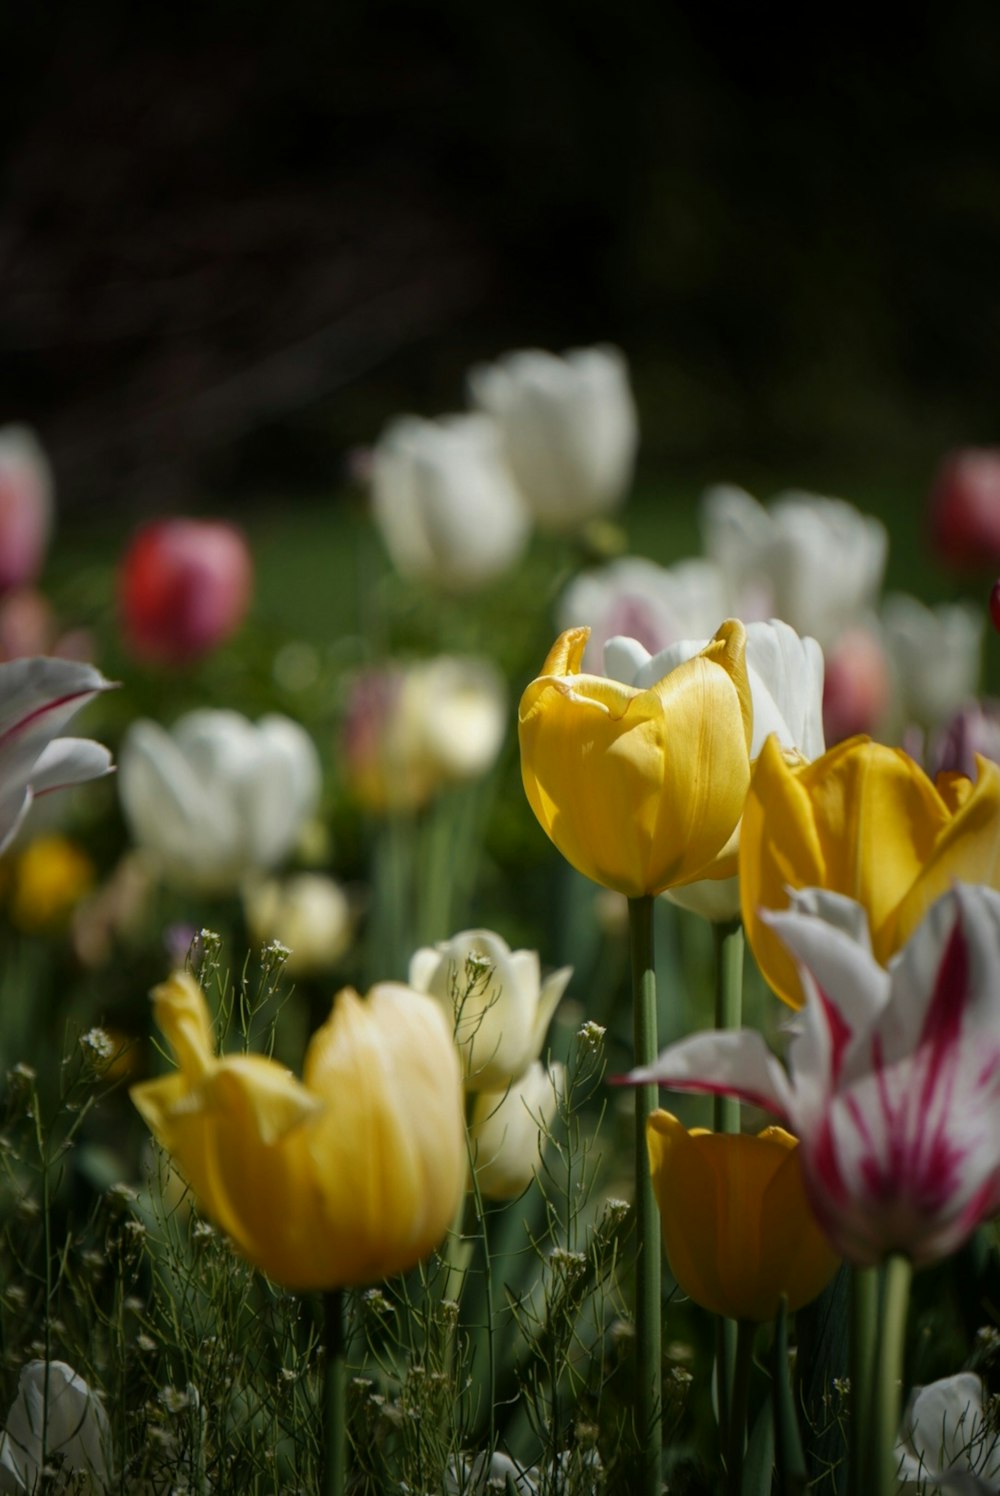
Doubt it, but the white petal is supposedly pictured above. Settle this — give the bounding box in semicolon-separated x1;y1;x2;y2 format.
621;1028;794;1119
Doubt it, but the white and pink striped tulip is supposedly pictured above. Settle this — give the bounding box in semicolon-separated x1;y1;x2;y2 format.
624;882;1000;1267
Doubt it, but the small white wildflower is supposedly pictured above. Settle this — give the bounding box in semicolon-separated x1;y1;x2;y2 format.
80;1028;116;1063
577;1020;606;1049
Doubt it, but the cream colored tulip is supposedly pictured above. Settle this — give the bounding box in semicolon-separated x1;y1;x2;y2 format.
409;928;570;1091
469;1062;565;1200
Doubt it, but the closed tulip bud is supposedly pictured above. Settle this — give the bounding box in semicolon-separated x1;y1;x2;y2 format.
740;733;1000;1007
469;1061;565;1200
0;427;54;593
343;655;507;815
118;517;253;666
467;345;638;533
371;413;529;592
409;928;571;1091
896;1373;1000;1492
0;1360;111;1494
606;618;825;921
882;592;983;731
647;1112;839;1322
244;873;353;976
927;448;1000;571
119;709;321;893
131;971;466;1289
821;624;891;744
518;621;753;897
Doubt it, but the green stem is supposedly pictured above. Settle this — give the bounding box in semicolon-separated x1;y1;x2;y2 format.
870;1254;912;1496
628;895;662;1494
322;1289;347;1496
712;919;743;1439
725;1320;755;1496
712;919;744;1136
848;1265;879;1496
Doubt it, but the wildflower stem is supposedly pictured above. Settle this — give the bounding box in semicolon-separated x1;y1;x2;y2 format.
870;1253;912;1496
848;1265;879;1496
628;894;661;1493
712;918;743;1439
322;1289;348;1496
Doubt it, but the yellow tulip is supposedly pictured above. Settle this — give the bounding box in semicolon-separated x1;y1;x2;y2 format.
647;1111;839;1323
518;621;753;897
8;834;95;931
740;734;1000;1006
131;971;465;1290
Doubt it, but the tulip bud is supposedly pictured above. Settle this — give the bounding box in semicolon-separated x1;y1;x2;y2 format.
821;625;890;744
469;1061;565;1200
118;518;253;666
0;427;54;593
928;448;1000;570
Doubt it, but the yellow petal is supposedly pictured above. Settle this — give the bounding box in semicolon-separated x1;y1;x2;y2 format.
150;971;216;1082
758;1129;841;1314
519;621;752;896
741;736;950;1006
888;754;1000;958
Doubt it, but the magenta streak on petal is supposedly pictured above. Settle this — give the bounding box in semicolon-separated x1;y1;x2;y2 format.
976;1052;1000;1089
809;1118;849;1205
0;689;95;751
904;919;969;1208
818;980;852;1083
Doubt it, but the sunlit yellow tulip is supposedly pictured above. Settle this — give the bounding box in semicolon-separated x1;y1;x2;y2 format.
647;1112;839;1323
740;734;1000;1006
131;971;465;1290
518;621;753;897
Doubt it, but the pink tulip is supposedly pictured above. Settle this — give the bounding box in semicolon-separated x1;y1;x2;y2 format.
0;428;54;593
623;883;1000;1267
928;449;1000;571
822;625;890;744
119;518;253;666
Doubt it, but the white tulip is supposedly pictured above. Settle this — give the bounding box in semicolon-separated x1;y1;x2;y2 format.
409;928;571;1091
119;709;321;893
896;1373;1000;1493
558;555;730;672
701;485;887;649
244;872;353;976
882;592;983;731
605;618;825;920
0;657;115;854
343;655;507;814
371;413;529;592
468;345;638;532
0;1360;111;1494
469;1060;565;1199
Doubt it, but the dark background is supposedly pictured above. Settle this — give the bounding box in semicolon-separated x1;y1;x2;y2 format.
2;1;998;512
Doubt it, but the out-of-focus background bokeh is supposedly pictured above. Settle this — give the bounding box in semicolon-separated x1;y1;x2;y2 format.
4;3;998;516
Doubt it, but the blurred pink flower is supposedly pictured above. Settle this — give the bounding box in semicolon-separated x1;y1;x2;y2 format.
928;448;1000;571
0;427;54;593
822;624;890;744
624;882;1000;1267
118;517;253;666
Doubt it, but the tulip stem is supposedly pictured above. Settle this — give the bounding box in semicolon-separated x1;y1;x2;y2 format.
712;918;743;1437
870;1254;912;1496
322;1289;348;1496
848;1265;879;1496
725;1320;755;1496
628;894;662;1494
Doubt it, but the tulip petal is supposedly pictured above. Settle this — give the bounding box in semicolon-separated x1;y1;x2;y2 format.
29;737;114;796
623;1028;794;1120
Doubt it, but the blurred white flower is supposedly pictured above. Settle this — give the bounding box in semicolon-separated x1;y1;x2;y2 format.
896;1372;1000;1493
701;485;888;649
882;593;983;731
119;710;321;893
244;873;353;976
0;657;115;854
371;413;529;592
409;928;570;1091
558;555;729;671
605;618;825;921
468;345;638;532
469;1061;565;1199
343;655;507;814
0;1360;111;1494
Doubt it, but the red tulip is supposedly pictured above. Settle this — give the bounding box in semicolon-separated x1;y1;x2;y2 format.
928;448;1000;570
119;518;253;666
